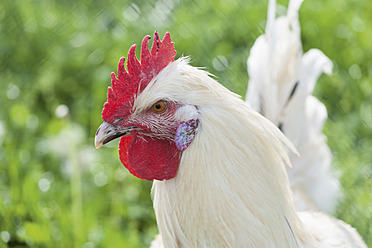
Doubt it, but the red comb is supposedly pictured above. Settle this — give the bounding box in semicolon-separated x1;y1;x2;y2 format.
102;31;177;122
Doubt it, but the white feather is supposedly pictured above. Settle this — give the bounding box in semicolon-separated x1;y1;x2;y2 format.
245;0;340;213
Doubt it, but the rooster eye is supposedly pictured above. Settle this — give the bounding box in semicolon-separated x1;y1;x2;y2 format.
152;101;167;113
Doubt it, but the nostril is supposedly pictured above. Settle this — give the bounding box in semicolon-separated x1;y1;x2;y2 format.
96;126;101;135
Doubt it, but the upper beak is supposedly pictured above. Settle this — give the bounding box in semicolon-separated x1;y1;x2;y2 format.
95;121;135;148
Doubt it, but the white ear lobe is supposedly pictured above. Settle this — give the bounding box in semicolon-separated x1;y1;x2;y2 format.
175;119;199;152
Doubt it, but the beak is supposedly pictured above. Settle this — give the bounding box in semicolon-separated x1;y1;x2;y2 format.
95;121;135;148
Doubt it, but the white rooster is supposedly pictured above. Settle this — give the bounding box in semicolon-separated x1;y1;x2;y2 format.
94;0;367;247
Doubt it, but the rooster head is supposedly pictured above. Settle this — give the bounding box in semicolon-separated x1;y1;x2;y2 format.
95;32;199;181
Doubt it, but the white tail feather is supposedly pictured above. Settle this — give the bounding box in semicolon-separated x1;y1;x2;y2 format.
245;0;340;213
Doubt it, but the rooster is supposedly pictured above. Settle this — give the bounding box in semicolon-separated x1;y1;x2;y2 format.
94;2;367;248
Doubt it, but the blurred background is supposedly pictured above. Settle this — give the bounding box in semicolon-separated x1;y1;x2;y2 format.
0;0;371;247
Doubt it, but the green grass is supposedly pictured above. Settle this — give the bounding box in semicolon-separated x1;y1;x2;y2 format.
0;0;371;247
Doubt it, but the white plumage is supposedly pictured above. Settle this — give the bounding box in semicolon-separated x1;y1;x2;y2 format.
245;0;341;213
146;60;366;248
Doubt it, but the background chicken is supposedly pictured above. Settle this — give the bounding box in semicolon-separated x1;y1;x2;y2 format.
246;0;341;213
1;0;371;247
94;0;367;246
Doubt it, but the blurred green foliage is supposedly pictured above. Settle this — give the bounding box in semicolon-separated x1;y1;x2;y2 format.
0;0;371;247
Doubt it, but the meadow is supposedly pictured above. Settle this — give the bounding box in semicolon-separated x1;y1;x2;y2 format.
0;0;371;247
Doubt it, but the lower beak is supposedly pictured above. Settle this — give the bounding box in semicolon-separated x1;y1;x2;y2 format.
95;121;135;148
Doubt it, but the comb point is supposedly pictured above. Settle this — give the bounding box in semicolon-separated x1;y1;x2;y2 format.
102;32;177;123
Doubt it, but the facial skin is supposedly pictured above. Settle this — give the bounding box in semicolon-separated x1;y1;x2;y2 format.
95;100;199;181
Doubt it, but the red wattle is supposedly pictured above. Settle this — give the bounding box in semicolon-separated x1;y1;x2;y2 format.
118;136;144;179
118;134;180;181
